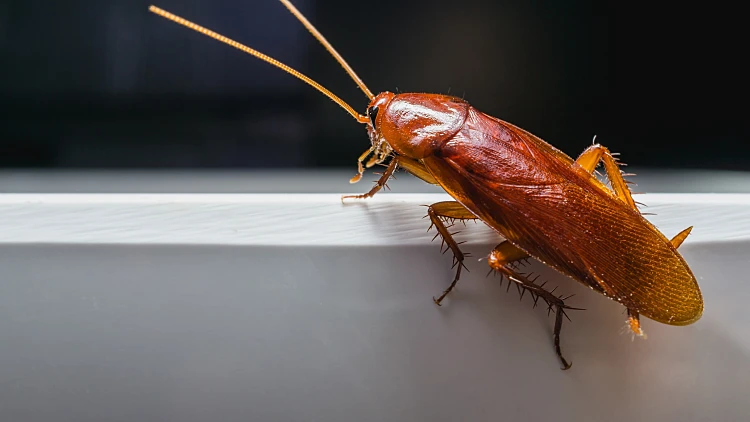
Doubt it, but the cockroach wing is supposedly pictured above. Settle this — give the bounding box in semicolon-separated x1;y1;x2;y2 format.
422;108;703;325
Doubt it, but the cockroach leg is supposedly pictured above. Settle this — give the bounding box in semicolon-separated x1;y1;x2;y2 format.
427;201;478;305
488;241;530;269
349;147;376;183
573;144;636;209
626;308;646;337
486;241;532;287
488;245;576;370
341;157;398;201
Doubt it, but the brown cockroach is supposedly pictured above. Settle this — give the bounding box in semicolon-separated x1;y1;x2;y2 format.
149;1;703;369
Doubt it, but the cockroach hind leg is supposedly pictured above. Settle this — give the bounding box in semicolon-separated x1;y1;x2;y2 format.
487;241;531;280
626;309;647;339
574;144;637;210
488;254;576;370
555;306;573;370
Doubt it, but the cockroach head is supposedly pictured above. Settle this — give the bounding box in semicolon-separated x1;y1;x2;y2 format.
349;92;395;184
365;92;396;138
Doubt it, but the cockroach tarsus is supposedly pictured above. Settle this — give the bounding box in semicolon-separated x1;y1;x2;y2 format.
149;1;704;370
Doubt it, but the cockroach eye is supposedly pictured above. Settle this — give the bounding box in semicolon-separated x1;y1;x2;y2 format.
368;106;379;128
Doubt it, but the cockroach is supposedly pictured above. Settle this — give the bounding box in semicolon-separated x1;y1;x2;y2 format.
149;1;703;369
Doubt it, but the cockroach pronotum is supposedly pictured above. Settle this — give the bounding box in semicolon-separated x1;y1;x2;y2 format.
148;1;703;369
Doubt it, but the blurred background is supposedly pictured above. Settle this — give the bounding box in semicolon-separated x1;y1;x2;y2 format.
0;0;745;171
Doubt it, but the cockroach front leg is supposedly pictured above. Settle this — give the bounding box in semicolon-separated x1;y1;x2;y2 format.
488;242;576;370
341;157;398;201
426;201;478;305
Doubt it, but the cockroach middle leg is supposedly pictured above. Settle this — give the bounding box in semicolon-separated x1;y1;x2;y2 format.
341;157;398;200
488;242;576;370
427;201;478;305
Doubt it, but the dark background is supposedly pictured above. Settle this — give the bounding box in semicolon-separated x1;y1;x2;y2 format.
1;0;745;170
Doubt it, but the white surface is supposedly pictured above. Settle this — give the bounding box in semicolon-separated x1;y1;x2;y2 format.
0;192;748;421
